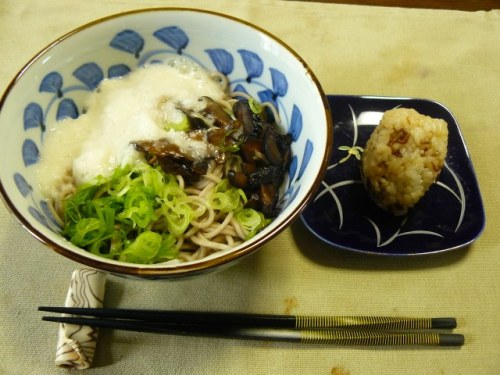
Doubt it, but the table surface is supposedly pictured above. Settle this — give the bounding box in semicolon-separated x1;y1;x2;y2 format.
1;1;499;374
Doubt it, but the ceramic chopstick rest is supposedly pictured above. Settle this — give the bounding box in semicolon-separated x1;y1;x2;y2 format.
54;269;107;369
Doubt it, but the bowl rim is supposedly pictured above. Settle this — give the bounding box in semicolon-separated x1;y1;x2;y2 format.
0;7;333;278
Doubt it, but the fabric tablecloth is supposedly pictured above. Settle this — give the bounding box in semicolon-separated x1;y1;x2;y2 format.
1;1;499;374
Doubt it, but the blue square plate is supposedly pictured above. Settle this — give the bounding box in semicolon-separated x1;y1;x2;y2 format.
300;95;485;256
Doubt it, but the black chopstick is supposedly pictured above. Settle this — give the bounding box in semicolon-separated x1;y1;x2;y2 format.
41;315;464;346
38;306;457;330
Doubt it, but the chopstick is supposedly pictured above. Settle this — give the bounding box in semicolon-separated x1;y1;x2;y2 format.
39;307;463;346
38;306;457;330
41;315;464;346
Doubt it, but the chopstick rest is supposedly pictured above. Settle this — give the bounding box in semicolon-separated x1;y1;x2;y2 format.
53;269;107;370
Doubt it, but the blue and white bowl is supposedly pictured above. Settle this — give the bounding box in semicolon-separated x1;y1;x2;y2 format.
0;8;332;278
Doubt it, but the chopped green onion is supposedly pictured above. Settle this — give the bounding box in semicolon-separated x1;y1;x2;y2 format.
117;185;156;228
118;231;162;264
235;208;271;239
248;97;263;114
61;160;270;264
164;112;189;131
208;179;247;212
156;234;179;261
160;202;193;237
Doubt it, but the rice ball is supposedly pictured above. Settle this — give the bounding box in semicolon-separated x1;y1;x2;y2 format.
360;108;448;215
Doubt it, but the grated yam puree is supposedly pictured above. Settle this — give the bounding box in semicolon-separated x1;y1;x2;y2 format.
36;59;227;203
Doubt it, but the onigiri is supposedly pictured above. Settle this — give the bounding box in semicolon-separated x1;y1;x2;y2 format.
361;108;448;215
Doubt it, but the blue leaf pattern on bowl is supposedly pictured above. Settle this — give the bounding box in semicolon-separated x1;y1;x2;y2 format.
14;175;61;230
40;199;62;228
29;206;50;228
286;184;301;205
108;64;131;78
153;26;189;54
24;103;45;132
40;72;63;97
56;98;79;121
14;173;32;197
233;84;249;96
22;139;39;167
257;89;276;109
73;63;104;90
17;23;315;236
297;139;313;180
288;156;298;185
237;49;263;82
289;105;302;141
269;68;288;98
205;49;234;75
110;29;145;58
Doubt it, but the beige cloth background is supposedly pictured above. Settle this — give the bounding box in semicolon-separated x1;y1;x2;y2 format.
1;0;499;374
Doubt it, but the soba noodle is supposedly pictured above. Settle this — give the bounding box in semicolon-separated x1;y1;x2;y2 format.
177;161;246;261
